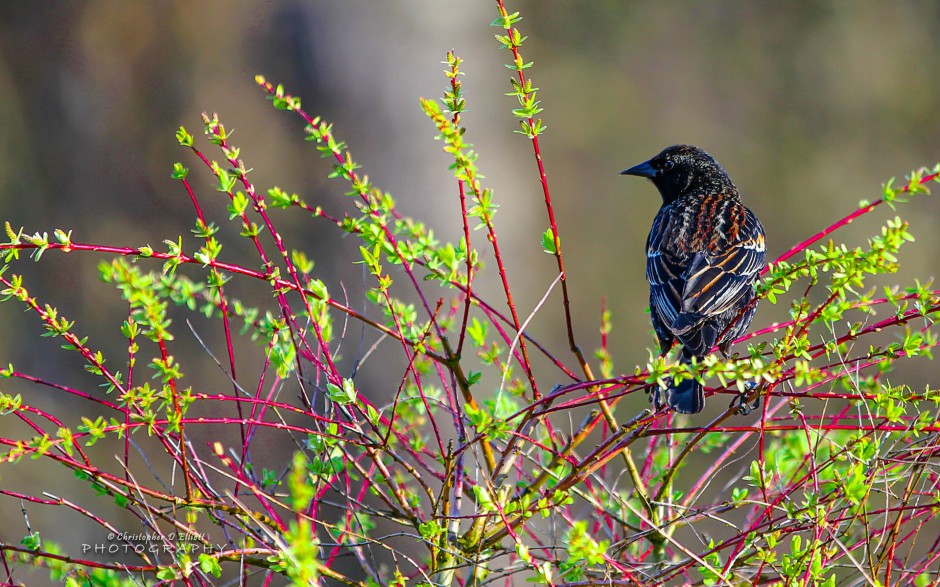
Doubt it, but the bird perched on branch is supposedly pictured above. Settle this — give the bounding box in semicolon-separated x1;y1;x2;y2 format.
621;145;765;414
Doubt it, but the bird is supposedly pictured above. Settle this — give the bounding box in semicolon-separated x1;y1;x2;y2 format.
621;145;766;414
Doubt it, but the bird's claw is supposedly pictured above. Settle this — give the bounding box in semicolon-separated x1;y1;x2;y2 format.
646;384;666;412
731;381;761;415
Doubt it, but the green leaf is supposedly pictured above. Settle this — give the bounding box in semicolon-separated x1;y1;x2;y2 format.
198;553;222;578
176;126;194;147
467;371;482;386
326;378;357;405
20;532;41;551
467;317;488;347
541;227;557;254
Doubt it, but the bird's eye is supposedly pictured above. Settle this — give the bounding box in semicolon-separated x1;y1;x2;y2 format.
663;160;675;171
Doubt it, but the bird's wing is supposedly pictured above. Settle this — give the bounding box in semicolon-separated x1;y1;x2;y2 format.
677;209;765;322
646;209;686;334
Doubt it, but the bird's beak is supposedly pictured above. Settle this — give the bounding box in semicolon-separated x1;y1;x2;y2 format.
620;160;657;178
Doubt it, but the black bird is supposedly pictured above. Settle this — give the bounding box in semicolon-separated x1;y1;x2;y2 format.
621;145;765;414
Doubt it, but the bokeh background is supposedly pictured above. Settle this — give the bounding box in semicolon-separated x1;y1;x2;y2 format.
1;0;939;582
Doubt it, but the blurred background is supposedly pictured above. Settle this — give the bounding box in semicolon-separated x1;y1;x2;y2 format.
1;0;939;581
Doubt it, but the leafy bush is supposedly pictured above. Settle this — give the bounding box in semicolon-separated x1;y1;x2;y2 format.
2;2;939;586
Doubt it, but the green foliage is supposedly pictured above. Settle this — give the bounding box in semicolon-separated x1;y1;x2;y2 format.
560;520;609;581
1;3;939;587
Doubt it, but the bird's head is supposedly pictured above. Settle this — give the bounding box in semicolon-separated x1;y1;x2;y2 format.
620;144;737;204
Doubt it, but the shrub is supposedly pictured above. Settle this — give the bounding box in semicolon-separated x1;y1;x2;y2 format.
2;3;939;586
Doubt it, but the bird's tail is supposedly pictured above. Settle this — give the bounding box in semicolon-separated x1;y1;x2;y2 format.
665;377;704;414
648;379;705;414
650;354;705;414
